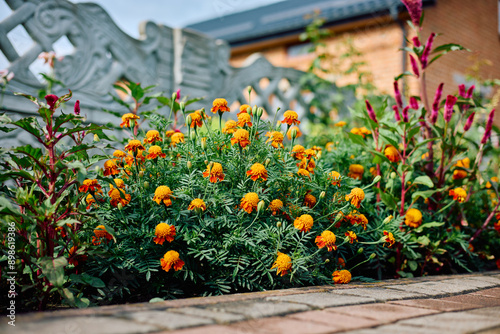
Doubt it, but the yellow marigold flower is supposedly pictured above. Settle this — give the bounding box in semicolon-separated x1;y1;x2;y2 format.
124;139;145;153
345;231;357;243
79;179;101;193
335;121;347;127
113;150;127;159
211;98;230;114
453;157;470;180
405;208;422;228
271;252;292;276
291;145;305;160
370;167;377;177
287;126;302;140
304;193;317;208
160;250;184;272
315;230;337;251
326;142;335;151
237;104;251;116
329;171;341;186
188;198;207;212
332;270;351;284
297;168;310;178
360;127;371;136
294;214;314;232
297;158;316;174
165;130;175;138
144;130;162;144
92;225;113;245
269;199;284;215
240;192;259;214
383;231;395;247
384;145;400;163
345;211;369;230
203;162;225;183
345;188;365;208
348;164;364;180
237;113;252;128
103;159;120;177
86;193;96;210
188;111;203;128
486;176;499;188
153;222;176;245
246;163;268;181
265;131;284;149
120;113;140;128
350;127;371;138
449;187;467;203
281;110;300;126
109;188;131;207
153;185;173;206
146;145;166;159
171;132;185;146
222;120;238;134
231;129;251;148
125;150;145;167
109;178;125;191
304;148;316;159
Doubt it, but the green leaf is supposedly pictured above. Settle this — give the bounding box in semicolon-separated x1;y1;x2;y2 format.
407;260;418;272
69;273;105;288
40;257;67;288
432;43;469;54
14;92;40;106
380;191;398;210
57;218;80;227
149;297;165;303
414;221;445;233
12;117;42;138
347;132;366;147
416;235;430;246
394;71;414;81
412;175;434;188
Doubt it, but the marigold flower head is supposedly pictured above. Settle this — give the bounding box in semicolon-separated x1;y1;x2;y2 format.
304;149;316;159
281;110;300;126
297;168;310;178
188;198;207;212
237;104;252;116
125;150;145;167
188;111;203;128
315;230;337;251
144;130;162;144
271;252;292;276
345;188;365;208
346;211;369;230
103;159;119;176
120;113;140;128
291;145;306;160
449;187;467;203
211;98;230;114
486;176;499;188
345;231;357;243
265;131;284;149
165;130;175;138
92;225;113;245
222;120;238;134
453;157;470;180
351;127;371;138
294;214;314;232
240;192;259;214
171;132;185;146
109;188;131;207
335;121;347;127
332;269;351;284
269;199;284;215
146;145;166;159
286;126;302;140
110;178;125;190
153;222;176;244
113;150;127;159
297;158;316;174
231;129;251;148
124;139;145;153
203;162;225;183
383;230;395;247
160;250;184;272
79;179;101;193
85;193;99;210
304;193;317;208
329;171;341;186
237;113;252;128
246;163;268;181
68;246;87;266
153;185;173;206
405;208;422;228
384;145;400;163
348;164;364;180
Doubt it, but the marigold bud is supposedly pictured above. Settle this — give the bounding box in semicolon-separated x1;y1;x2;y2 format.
186;114;192;125
373;175;381;183
391;172;397;179
357;247;364;254
335;212;343;223
257;200;265;213
325;259;330;263
180;102;185;111
204;160;209;165
187;161;192;169
247;86;252;94
144;181;149;189
277;221;282;228
95;165;100;173
201;137;207;150
369;253;377;259
189;131;196;141
172;92;177;100
139;171;144;178
383;215;393;224
290;127;298;139
117;203;123;210
264;158;270;167
319;191;326;199
253;105;258;116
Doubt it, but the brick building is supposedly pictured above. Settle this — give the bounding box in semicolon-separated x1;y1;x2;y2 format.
188;0;500;124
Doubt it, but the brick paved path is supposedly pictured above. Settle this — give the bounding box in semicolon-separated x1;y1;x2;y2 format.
3;271;500;334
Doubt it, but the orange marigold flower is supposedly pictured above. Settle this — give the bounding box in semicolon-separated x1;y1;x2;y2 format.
240;192;259;214
237;112;252;128
338;258;346;268
297;158;316;174
370;167;377;177
348;164;364;180
304;148;316;159
281;110;300;126
86;193;96;210
222;120;238;134
335;121;347;127
345;231;357;243
92;225;113;245
265;131;284;149
351;127;371;138
153;222;176;245
124;139;145;153
286;126;302;140
237;104;252;116
146;145;167;159
203;162;225;183
160;250;184;272
384;145;401;163
449;187;467;203
79;179;101;193
120;113;140;128
109;188;131;207
144;130;162;144
405;208;422;228
246;163;268;181
486;176;499;188
304;193;317;208
329;171;341;186
165;130;175;138
291;145;306;160
109;178;125;191
189;111;203;128
383;230;395;247
332;269;351;284
297;168;310;178
453;157;470;180
231;129;251;148
211;98;230;114
103;159;120;177
269;199;284;215
188;198;207;212
294;214;314;232
345;188;365;208
153;186;173;206
113;150;127;159
345;211;369;230
125;150;145;166
271;252;292;276
68;246;87;266
171;132;185;146
315;230;337;251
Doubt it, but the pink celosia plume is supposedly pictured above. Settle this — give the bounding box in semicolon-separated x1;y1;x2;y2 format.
401;0;423;28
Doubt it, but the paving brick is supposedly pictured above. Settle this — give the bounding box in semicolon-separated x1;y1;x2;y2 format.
386;281;475;296
328;302;440;323
330;287;423;301
288;310;380;330
466;306;500;318
443;278;497;290
267;292;375;308
472;287;500;299
399;311;500;332
168;306;245;323
468;275;500;285
229;316;345;334
201;300;310;319
346;323;457;334
388;298;482;311
0;316;160;334
167;324;249;334
122;310;213;330
440;293;500;308
474;326;500;334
